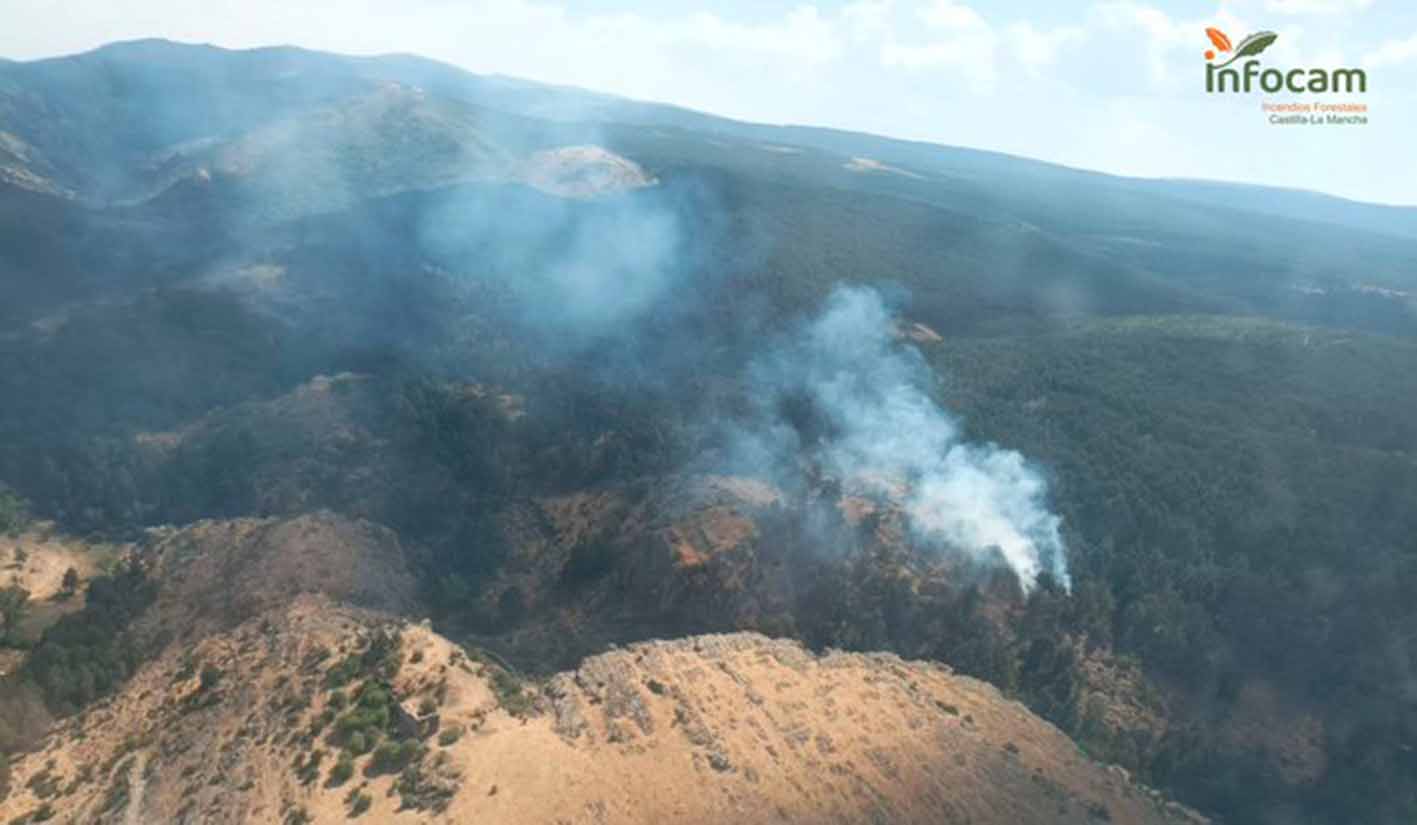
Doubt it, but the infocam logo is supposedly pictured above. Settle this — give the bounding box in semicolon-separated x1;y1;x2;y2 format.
1203;27;1366;93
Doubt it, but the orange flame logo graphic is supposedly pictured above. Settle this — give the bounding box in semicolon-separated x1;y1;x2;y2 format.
1204;27;1232;61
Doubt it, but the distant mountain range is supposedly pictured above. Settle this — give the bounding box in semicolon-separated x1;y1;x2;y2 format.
3;39;1414;334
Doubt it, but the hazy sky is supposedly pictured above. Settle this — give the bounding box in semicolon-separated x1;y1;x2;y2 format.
3;0;1414;204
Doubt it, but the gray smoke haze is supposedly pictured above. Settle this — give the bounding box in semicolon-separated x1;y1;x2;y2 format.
406;145;728;379
732;285;1069;591
423;183;684;334
413;149;1070;594
7;39;1069;592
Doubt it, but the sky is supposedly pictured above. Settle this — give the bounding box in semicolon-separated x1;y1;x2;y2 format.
2;0;1415;204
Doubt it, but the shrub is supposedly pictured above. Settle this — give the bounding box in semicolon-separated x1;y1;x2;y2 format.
395;758;456;813
198;664;223;692
490;668;535;717
0;489;26;534
101;767;131;814
324;656;362;689
25;768;60;800
322;629;400;689
336;707;389;738
367;739;420;776
346;789;372;817
307;708;335;738
327;752;354;788
0;586;30;647
57;568;79;600
172;657;196;683
354;682;392;710
294;749;324;786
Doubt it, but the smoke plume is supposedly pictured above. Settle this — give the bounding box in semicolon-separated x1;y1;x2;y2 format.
735;285;1069;591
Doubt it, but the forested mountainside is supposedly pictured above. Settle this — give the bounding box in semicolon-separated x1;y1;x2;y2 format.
0;39;1414;824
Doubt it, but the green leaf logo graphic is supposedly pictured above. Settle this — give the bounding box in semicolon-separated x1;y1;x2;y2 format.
1215;31;1278;68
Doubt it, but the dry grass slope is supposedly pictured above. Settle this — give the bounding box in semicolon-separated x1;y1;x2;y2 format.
0;594;1204;825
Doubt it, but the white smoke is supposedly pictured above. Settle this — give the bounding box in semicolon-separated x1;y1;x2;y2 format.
743;285;1069;591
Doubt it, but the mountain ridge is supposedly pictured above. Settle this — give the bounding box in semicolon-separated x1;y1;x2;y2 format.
4;38;1416;217
0;508;1206;824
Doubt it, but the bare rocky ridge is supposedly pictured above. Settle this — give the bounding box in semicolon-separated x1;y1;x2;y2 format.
523;145;657;199
0;588;1204;824
0;506;1186;825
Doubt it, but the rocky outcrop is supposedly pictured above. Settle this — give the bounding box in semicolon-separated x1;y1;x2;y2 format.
0;601;1205;825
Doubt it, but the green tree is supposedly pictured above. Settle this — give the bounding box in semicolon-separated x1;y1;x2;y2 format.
0;586;30;646
0;490;25;535
58;568;79;600
327;752;354;787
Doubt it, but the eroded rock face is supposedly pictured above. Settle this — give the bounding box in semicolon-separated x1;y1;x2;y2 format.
0;599;1204;825
538;633;1205;825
